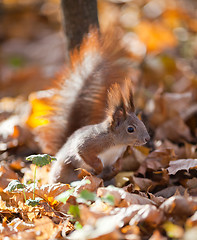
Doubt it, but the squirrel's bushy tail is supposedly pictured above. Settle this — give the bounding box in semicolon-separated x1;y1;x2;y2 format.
39;29;133;154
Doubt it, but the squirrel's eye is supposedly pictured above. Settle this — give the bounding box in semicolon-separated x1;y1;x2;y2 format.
127;126;135;133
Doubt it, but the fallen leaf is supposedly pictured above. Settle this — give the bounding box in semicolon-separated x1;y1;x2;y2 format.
155;186;186;198
155;116;193;142
186;211;197;228
162;221;184;239
97;186;155;207
160;196;197;218
135;21;177;52
34;216;59;240
0;164;18;191
137;148;176;175
167;159;197;175
132;176;158;192
26;90;55;128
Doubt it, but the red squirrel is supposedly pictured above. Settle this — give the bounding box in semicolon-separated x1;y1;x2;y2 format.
38;30;150;183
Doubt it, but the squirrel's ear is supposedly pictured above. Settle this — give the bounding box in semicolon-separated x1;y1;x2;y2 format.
111;106;126;128
107;83;126;128
123;78;135;112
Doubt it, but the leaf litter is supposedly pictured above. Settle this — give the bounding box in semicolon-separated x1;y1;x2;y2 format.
0;0;197;239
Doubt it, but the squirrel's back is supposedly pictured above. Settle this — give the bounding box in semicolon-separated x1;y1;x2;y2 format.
39;29;132;154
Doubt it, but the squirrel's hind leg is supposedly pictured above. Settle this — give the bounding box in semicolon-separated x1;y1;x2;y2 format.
49;159;79;184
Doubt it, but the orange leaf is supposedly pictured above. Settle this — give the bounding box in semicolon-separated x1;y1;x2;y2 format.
135;21;177;52
26;91;54;128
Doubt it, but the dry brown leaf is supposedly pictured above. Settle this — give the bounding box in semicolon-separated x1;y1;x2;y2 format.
150;91;192;127
167;159;197;175
69;226;121;240
186;211;197;228
2;183;71;215
8;217;34;231
155;186;186;198
34;216;59;240
81;198;162;238
159;196;197;218
121;225;140;236
0;217;34;239
155;116;193;142
9;158;24;171
97;186;155;207
0;115;38;152
0;164;18;191
129;204;163;227
145;193;166;206
80;205;108;225
181;178;197;190
137;148;176;175
184;142;197;159
33;182;70;200
77;169;104;193
132;176;158;192
70;205;122;240
0;196;16;211
1;1;197;239
160;139;188;159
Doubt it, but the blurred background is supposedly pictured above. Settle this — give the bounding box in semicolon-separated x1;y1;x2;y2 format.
0;0;196;162
1;0;197;96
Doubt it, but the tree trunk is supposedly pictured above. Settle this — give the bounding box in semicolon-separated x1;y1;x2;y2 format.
61;0;99;53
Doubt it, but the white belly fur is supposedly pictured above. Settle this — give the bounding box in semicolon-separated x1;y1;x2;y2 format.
98;145;127;167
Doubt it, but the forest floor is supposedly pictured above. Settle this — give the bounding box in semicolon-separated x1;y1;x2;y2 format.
0;0;197;239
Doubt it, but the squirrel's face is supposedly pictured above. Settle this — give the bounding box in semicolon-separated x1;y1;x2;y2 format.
111;110;150;146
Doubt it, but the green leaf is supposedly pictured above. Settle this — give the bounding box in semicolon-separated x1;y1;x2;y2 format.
68;205;80;219
26;154;56;167
9;56;25;68
26;197;43;207
74;221;83;230
101;194;115;206
56;188;75;203
78;190;97;202
4;180;26;192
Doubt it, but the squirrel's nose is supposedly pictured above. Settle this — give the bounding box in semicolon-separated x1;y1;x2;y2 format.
144;134;150;143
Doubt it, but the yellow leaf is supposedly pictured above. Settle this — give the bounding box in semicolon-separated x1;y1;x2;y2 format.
135;21;177;52
134;145;150;156
162;9;188;29
26;91;54;128
163;221;184;238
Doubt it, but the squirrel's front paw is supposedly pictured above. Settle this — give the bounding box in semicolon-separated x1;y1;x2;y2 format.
111;158;122;174
93;160;103;174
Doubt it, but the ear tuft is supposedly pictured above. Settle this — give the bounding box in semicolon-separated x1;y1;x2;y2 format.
107;79;135;120
107;83;126;128
122;78;135;112
107;83;125;117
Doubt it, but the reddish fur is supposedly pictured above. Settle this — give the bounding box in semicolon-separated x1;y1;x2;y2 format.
122;78;135;112
38;29;133;155
107;79;135;118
